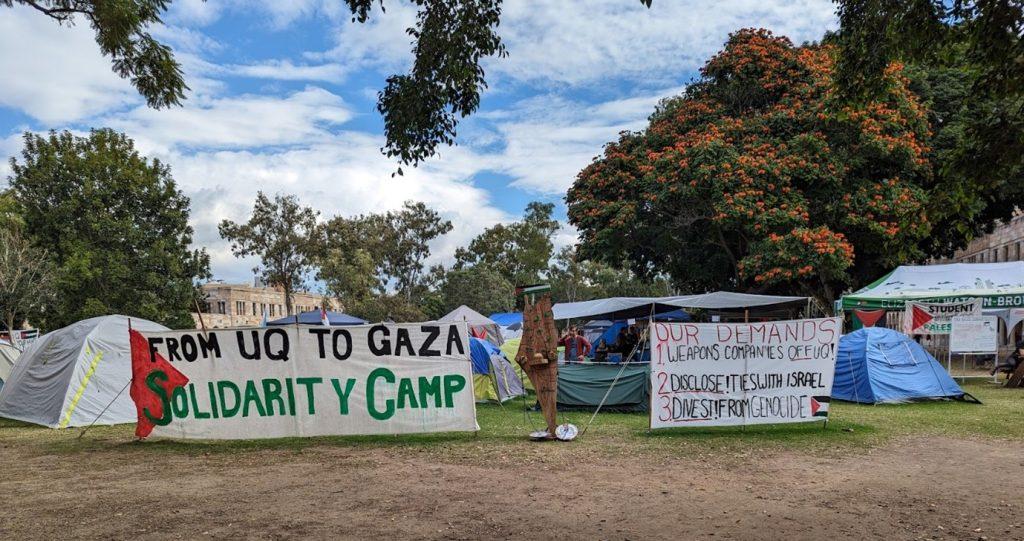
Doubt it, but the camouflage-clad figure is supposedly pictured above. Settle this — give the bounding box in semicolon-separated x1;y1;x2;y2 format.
514;285;559;438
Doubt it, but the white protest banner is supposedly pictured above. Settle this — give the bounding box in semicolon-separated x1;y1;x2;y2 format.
950;315;998;353
649;318;841;429
904;299;982;335
132;323;478;440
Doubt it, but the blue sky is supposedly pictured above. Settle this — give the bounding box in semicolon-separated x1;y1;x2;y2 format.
0;0;838;284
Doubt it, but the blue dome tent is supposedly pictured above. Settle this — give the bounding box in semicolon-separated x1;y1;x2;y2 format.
833;328;976;404
468;337;525;403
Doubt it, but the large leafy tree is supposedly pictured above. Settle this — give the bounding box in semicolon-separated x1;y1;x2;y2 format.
219;192;321;316
437;264;514;315
318;200;451;321
548;246;673;303
321;201;451;301
834;2;1023;251
567;29;933;308
454;201;560;285
10;129;209;329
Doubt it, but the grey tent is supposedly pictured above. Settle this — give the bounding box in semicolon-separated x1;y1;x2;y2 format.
0;340;21;389
439;305;504;346
0;315;168;428
552;292;808;321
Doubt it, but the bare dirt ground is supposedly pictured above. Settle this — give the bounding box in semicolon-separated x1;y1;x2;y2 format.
1;435;1021;540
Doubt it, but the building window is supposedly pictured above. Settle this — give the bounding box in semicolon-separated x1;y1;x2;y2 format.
252;302;257;316
1004;245;1010;262
235;301;245;315
1017;242;1022;261
217;301;226;314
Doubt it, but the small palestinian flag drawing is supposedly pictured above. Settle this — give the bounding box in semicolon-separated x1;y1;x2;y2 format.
910;304;933;333
129;329;189;438
810;396;830;417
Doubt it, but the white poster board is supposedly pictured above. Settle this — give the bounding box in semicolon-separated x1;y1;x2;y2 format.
649;318;841;428
136;323;478;440
949;315;998;353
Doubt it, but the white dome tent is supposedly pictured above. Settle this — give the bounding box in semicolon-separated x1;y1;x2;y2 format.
0;315;168;428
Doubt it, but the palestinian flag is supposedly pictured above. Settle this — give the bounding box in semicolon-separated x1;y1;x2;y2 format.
129;329;189;438
909;304;933;333
853;309;885;328
810;396;830;417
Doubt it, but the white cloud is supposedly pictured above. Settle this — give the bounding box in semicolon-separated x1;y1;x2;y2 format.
0;0;842;281
224;60;347;82
0;7;137;124
304;1;418;74
104;87;353;153
494;0;837;87
476;86;684;195
166;0;224;27
160;137;509;282
0;132;25;183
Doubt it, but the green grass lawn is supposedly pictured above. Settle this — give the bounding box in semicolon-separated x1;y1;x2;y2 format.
2;382;1021;459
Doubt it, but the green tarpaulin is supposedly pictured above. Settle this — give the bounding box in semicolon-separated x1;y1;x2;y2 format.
557;363;649;412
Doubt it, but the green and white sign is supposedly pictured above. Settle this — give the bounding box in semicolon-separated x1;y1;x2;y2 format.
138;323;478;440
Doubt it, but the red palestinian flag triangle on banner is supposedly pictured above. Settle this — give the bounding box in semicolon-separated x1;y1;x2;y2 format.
910;304;933;333
853;309;885;328
129;329;189;439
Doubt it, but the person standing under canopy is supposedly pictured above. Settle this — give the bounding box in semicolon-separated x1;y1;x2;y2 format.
559;327;592;363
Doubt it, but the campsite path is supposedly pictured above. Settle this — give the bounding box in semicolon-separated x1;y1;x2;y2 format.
0;435;1020;540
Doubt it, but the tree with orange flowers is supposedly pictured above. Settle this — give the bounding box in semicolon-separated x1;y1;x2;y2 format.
566;29;934;309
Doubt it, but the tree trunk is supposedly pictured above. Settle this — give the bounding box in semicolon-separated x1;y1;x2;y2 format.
284;282;294;316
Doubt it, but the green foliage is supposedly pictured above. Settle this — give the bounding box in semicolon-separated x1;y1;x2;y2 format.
219;192;321;316
3;0;187;109
322;201;452;302
0;228;55;332
834;2;1023;254
548;246;673;303
9;129;209;330
904;57;1024;258
835;1;1023;101
0;190;23;232
341;0;653;169
345;293;428;323
567;29;934;307
344;0;506;170
319;248;378;312
454;201;559;286
437;264;515;315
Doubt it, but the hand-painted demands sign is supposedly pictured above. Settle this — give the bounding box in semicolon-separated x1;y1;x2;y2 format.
134;323;478;439
904;299;982;335
649;318;841;428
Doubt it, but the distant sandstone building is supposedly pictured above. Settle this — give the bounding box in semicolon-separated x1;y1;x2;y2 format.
192;280;337;328
932;211;1024;264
